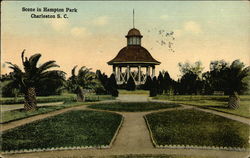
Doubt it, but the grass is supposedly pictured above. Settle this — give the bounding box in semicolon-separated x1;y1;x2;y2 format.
2;110;122;151
1;102;86;124
96;155;216;158
146;109;250;148
88;102;180;112
1;93;114;105
153;95;250;118
0;94;76;105
118;90;149;95
85;94;115;102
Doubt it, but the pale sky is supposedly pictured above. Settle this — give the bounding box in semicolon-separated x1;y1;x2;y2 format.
1;1;249;79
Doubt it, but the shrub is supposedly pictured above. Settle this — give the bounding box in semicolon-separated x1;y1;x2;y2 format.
150;77;158;97
106;74;119;97
126;76;136;91
143;76;152;90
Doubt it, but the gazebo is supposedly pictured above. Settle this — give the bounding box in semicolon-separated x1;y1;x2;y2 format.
107;28;160;85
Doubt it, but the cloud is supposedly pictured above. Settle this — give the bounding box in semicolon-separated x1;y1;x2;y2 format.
70;27;89;37
160;15;168;20
91;16;109;26
184;21;202;34
46;19;69;31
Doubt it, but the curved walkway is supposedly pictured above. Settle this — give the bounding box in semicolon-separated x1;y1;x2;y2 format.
2;95;250;158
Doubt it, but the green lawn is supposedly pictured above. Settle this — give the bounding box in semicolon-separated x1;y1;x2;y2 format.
119;90;149;95
1;93;114;104
85;94;115;102
88;102;180;112
1;102;86;123
146;109;249;148
2;110;122;151
0;94;76;104
105;155;215;158
153;95;250;118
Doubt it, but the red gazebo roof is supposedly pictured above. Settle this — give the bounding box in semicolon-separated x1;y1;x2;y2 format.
107;45;160;65
126;28;143;38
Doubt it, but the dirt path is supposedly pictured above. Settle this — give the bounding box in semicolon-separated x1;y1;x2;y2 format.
194;107;250;125
112;112;153;152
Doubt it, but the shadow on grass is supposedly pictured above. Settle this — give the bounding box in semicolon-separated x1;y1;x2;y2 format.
205;105;229;109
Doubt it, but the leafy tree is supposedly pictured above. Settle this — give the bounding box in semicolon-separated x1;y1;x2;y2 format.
126;76;136;91
6;50;65;111
67;66;101;101
162;71;172;95
36;71;65;96
178;61;204;77
202;71;213;95
209;60;229;93
179;72;199;94
178;61;204;94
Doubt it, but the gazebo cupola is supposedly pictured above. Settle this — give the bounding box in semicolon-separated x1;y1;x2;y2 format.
126;28;142;46
107;11;160;85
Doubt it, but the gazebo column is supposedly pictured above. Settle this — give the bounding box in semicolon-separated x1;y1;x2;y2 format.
152;66;155;78
127;65;130;81
117;66;121;82
112;65;116;75
138;65;141;84
146;66;150;77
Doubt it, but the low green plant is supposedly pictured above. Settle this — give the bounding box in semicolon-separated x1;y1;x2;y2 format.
1;95;76;105
1;102;85;123
146;109;249;148
107;155;216;158
2;110;122;151
89;102;180;112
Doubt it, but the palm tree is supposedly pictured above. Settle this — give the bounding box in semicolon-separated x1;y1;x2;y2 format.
6;50;65;111
226;60;250;109
67;66;101;101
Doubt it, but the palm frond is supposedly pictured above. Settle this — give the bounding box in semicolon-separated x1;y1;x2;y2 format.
21;49;25;64
29;53;41;68
38;60;59;73
71;65;78;77
6;62;23;73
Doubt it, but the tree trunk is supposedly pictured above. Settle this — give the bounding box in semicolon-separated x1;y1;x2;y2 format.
24;87;37;111
228;91;240;109
76;86;85;102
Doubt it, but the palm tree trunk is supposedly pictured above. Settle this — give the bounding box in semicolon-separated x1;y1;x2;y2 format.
228;91;240;109
24;87;37;111
76;86;85;102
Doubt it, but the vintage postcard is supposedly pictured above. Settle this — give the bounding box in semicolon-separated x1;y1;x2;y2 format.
1;1;250;158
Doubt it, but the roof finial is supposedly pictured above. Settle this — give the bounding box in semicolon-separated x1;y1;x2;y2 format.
133;9;135;28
